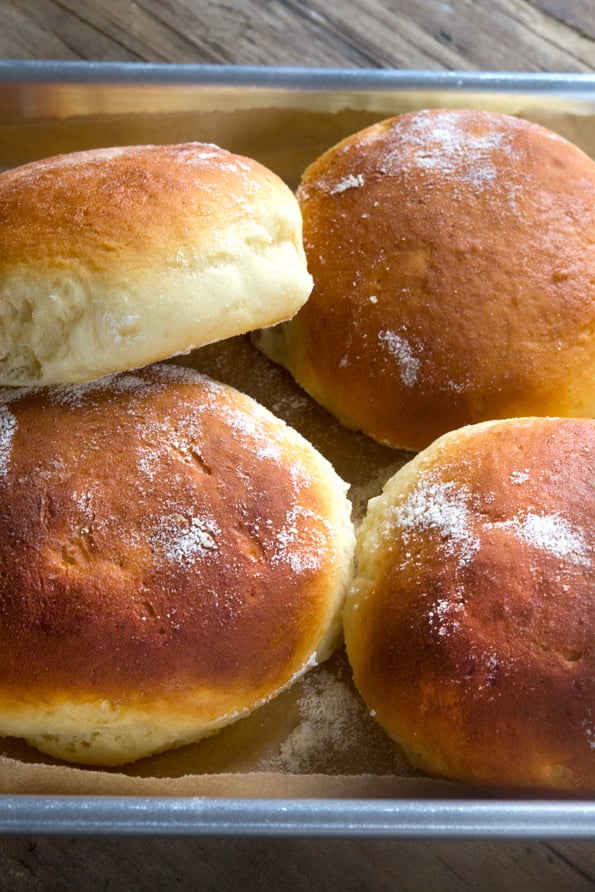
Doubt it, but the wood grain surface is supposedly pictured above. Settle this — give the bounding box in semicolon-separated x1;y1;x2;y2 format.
0;0;593;70
0;1;594;890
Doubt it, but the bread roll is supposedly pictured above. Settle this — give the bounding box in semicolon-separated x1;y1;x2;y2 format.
344;417;595;794
255;109;595;452
0;143;312;386
0;364;354;765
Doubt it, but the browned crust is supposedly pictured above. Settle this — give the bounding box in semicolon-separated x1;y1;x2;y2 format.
344;417;595;793
0;143;285;270
282;109;595;451
0;142;313;388
0;365;350;710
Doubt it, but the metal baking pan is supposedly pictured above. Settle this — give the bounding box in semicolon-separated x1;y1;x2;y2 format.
0;61;595;838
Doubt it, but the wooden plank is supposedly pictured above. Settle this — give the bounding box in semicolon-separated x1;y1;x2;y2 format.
529;0;595;41
0;0;593;70
2;836;595;892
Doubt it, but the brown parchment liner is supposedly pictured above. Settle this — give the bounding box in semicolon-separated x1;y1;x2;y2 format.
0;94;593;798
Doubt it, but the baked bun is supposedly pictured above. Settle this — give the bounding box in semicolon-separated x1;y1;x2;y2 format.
0;142;312;386
0;364;354;766
255;109;595;452
344;417;595;794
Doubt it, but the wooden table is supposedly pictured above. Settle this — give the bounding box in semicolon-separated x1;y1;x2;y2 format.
0;2;594;889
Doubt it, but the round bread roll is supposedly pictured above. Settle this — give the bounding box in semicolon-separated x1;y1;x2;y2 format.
0;363;354;766
255;109;595;452
0;142;312;386
344;416;595;794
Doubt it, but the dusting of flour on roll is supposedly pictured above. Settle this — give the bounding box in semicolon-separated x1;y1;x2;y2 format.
343;416;595;794
0;364;354;766
0;143;312;386
255;109;595;452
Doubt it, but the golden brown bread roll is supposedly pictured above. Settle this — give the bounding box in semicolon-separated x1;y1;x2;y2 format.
0;142;312;386
343;416;595;794
255;109;595;452
0;364;354;765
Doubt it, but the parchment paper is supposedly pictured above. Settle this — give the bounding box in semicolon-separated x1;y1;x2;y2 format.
0;87;593;798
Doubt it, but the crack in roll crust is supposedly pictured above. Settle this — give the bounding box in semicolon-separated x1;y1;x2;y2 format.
344;417;595;794
255;109;595;452
0;143;313;386
0;364;354;765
